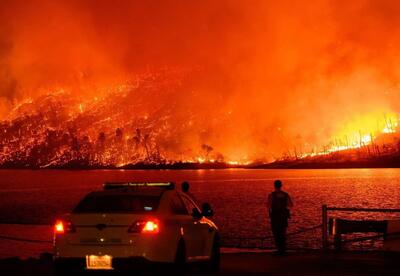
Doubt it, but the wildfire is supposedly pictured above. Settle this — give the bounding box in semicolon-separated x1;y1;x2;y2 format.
78;103;84;113
196;157;206;163
0;72;186;168
3;1;400;167
301;112;400;158
1;77;399;168
0;69;262;168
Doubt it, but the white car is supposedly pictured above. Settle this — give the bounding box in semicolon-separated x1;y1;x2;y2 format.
53;182;220;273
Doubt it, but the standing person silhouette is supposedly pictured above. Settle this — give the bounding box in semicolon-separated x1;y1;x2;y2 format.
181;181;198;203
267;180;293;255
181;181;190;193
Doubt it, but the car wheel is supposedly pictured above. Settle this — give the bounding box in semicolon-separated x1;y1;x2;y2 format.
203;237;220;273
173;239;186;275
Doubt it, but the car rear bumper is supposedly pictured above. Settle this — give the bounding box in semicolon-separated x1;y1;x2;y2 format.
54;256;158;271
54;240;176;263
54;248;172;263
54;231;178;263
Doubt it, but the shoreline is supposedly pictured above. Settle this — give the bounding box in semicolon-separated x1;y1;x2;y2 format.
1;160;400;170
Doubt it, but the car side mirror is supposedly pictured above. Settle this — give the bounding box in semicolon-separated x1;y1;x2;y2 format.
192;208;202;219
202;202;214;217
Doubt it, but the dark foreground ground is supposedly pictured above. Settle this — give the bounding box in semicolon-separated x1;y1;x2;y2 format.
1;250;400;276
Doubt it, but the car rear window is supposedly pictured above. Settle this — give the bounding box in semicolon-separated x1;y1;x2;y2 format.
73;194;161;213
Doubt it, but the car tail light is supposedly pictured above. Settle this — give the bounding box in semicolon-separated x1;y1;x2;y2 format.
54;219;76;234
54;220;64;234
128;219;160;234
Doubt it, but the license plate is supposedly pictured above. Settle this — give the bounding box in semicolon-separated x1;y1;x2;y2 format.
86;255;113;270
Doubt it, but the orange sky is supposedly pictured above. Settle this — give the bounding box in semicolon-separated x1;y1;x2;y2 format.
1;0;400;161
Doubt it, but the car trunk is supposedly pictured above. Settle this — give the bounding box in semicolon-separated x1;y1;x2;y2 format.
66;213;147;245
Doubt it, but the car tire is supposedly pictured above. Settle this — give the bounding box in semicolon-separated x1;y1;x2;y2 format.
173;239;186;275
203;236;220;273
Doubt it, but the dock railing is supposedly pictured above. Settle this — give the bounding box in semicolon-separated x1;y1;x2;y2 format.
322;205;400;250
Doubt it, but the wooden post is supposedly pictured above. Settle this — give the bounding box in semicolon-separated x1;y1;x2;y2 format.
334;233;342;251
322;205;328;250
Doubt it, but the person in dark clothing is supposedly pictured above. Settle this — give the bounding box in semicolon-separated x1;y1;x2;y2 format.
267;180;293;255
181;181;198;203
181;181;190;193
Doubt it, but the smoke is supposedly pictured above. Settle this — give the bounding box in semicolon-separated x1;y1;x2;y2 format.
1;0;400;161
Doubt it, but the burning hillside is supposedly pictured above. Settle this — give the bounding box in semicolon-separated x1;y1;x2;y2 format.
1;71;400;168
0;71;233;168
268;113;400;168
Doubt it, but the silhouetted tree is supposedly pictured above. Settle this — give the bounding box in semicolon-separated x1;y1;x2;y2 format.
115;128;123;140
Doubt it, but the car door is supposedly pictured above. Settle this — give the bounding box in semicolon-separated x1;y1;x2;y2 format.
169;193;201;259
180;194;212;260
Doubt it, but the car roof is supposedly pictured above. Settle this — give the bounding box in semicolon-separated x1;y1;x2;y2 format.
85;187;166;197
